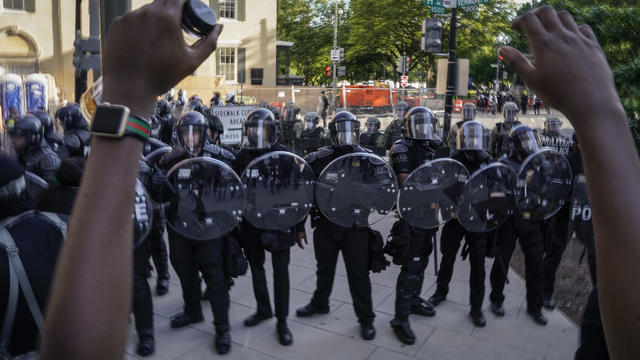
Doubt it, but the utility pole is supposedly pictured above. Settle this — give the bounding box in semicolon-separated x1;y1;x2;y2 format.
494;55;501;93
74;0;86;102
90;0;100;80
100;0;131;53
443;7;457;142
331;2;338;112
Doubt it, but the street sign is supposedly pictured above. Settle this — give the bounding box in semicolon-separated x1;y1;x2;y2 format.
330;49;340;61
458;0;490;6
210;105;256;145
430;6;445;13
401;75;409;88
338;66;346;77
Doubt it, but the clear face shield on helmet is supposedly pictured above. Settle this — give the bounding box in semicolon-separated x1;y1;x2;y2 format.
462;104;477;121
394;106;408;120
179;124;203;155
335;120;360;145
511;127;541;158
456;121;490;151
406;112;439;140
503;103;519;124
366;123;378;133
241;119;277;149
544;117;562;133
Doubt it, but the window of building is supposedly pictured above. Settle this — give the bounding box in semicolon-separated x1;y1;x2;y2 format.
219;0;235;19
3;0;24;10
217;47;236;82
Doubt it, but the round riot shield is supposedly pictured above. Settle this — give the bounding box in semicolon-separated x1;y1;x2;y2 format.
24;171;49;200
315;152;398;228
456;163;517;232
397;158;469;229
241;151;315;230
567;174;593;245
165;157;244;240
144;146;172;164
516;149;572;220
133;179;153;248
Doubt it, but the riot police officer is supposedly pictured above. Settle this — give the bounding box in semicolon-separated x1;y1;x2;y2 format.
491;101;521;158
210;92;224;107
55;103;91;158
233;108;301;346
446;103;477;147
489;124;548;325
539;116;573;309
152;99;175;145
384;101;409;150
427;121;493;327
299;112;325;155
296;111;377;341
387;107;444;345
9;114;61;182
31;110;64;155
152;111;236;354
280;103;303;150
359;117;385;156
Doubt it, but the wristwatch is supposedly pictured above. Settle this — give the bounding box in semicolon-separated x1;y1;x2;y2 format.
90;103;151;142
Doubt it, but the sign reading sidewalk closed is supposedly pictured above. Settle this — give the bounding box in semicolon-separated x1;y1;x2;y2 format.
211;105;256;145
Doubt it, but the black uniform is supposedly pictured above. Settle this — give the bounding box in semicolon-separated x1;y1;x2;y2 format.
489;156;545;315
154;144;236;332
359;131;385;156
432;151;492;312
491;120;521;159
19;143;61;183
539;130;574;303
384;119;404;150
299;126;325;156
233;143;301;322
303;145;376;326
388;138;445;324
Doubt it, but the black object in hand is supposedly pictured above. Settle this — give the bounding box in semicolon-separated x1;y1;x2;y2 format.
182;0;217;38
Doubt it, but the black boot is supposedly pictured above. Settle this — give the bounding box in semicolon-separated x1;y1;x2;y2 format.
244;312;273;327
136;329;155;357
390;319;416;345
543;298;556;310
295;303;329;317
469;309;487;327
491;303;505;317
170;312;204;328
156;278;169;296
427;290;447;307
360;322;376;341
277;319;293;346
215;327;232;355
411;299;436;317
527;309;548;326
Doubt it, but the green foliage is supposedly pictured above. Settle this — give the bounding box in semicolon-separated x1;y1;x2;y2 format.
511;0;640;145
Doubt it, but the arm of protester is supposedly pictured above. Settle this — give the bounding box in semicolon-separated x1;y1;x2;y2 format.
500;6;640;358
40;1;223;359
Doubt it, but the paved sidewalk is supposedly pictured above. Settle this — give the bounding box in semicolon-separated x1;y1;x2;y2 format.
125;216;579;360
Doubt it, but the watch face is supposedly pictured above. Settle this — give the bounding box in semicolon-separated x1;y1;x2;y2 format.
92;106;127;134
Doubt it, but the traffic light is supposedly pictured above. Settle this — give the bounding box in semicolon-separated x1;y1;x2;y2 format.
325;65;332;76
339;48;345;62
499;55;504;62
396;56;411;74
421;18;443;53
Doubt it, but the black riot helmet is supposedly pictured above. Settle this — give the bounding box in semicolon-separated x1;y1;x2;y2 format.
394;101;410;120
456;120;490;151
462;103;477;122
304;112;320;130
404;106;439;140
31;110;55;138
509;124;541;160
502;101;519;124
241;108;279;149
156;99;171;116
365;117;380;133
55;103;88;130
207;113;224;134
176;111;208;156
328;111;360;146
9;114;43;155
544;116;563;134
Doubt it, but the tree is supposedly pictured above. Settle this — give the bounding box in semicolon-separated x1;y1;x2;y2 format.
511;1;640;145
